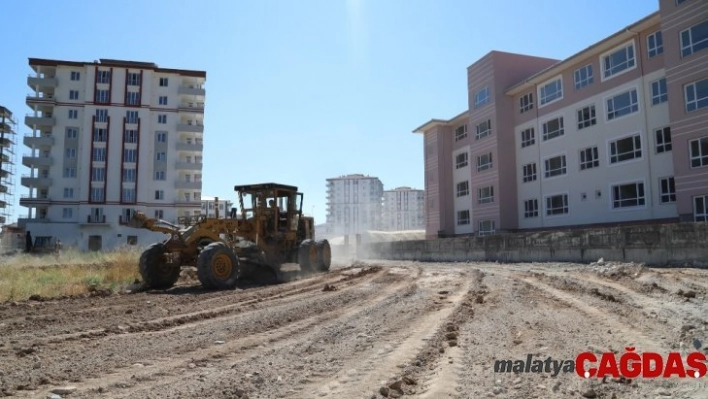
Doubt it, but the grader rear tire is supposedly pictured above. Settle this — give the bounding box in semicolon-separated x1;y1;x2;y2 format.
315;239;331;272
298;239;319;272
139;243;180;289
197;242;240;290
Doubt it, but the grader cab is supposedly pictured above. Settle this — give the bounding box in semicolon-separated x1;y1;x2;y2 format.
123;183;331;290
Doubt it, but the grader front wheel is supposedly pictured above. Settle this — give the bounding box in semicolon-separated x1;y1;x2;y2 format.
139;243;180;289
197;242;240;290
298;239;319;272
315;239;331;272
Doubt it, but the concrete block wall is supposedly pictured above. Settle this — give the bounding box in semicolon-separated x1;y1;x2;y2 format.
358;222;708;267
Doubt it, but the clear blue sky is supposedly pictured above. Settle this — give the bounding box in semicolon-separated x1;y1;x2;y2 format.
1;0;659;225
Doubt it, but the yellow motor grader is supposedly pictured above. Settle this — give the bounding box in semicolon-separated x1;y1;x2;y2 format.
122;183;331;290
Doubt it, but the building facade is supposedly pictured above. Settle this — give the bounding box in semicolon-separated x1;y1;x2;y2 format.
20;58;206;251
325;174;384;237
415;0;708;239
381;186;425;231
200;196;234;218
0;106;17;226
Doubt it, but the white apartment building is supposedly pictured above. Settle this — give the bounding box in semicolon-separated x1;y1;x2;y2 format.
20;58;206;251
381;186;425;231
200;196;234;218
325;174;384;237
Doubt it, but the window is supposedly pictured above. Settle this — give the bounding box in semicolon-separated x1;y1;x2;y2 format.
542;117;564;141
126;91;140;105
123;168;136;182
676;0;687;4
69;90;79;100
521;127;535;147
97;70;111;84
63;188;74;198
580;147;599;170
680;20;708;57
155;171;166;180
612;182;645;208
159;96;168;105
651;78;668;105
68;109;78;119
519;93;534;113
694;195;708;221
64;148;76;159
689;136;708;167
159;77;169;87
127;72;141;86
455;125;467;141
524;199;538;218
540;78;563;105
475;120;491;139
66;127;78;139
124;129;138;143
456;210;470;226
545;194;569;216
574;65;594;89
577;105;596;129
455;152;468;169
91;167;106;182
610;134;642;164
90;187;105;202
478;220;495;236
478;186;494;204
660;177;676;203
684;78;708;112
155;190;165;200
93;128;107;142
122;188;136;203
456;181;469;197
154;209;164;219
124;149;137;163
522;163;537;182
156;152;166;161
157;132;167;142
70;71;80;81
96;109;108;122
655;127;672;153
62;208;73;219
544;155;567;178
95;89;109;103
602;42;636;79
477;153;493;172
158;114;167;124
647;31;664;58
126;110;139;123
607;89;639;120
63;167;77;178
474;87;489;109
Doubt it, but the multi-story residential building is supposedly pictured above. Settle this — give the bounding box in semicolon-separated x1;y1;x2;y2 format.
381;186;425;231
0;105;17;226
414;0;708;239
325;174;384;237
200;196;234;218
20;58;206;251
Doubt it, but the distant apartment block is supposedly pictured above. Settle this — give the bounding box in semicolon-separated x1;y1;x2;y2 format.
415;0;708;239
0;106;17;226
21;58;206;250
200;196;234;218
381;186;425;231
325;174;384;237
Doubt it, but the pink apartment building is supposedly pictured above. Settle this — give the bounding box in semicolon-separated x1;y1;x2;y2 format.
415;0;708;239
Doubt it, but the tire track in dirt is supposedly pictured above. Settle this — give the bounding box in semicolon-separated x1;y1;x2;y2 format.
71;268;422;399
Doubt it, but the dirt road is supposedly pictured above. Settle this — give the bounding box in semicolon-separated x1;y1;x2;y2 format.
0;260;706;399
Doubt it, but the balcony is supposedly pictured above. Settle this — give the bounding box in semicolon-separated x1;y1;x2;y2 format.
26;93;56;105
19;195;51;206
0;136;14;147
17;216;51;229
21;175;52;187
175;181;201;189
27;75;58;89
22;155;53;167
25;115;55;129
177;123;204;133
178;102;205;113
175;200;201;207
23;134;55;147
178;85;206;96
175;161;202;171
176;141;203;152
79;214;109;226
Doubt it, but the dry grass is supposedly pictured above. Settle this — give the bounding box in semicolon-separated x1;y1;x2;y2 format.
0;246;143;302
